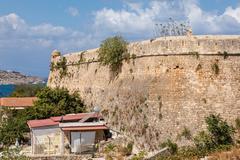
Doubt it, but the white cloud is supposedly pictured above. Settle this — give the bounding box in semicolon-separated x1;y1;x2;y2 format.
125;2;143;12
184;2;240;34
94;0;240;36
0;13;98;76
224;6;240;23
0;13;98;52
31;24;67;37
0;13;28;38
67;7;80;17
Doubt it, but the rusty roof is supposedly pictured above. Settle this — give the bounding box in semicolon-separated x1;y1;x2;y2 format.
0;97;37;107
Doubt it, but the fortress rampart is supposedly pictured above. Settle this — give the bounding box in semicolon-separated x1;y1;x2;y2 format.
48;35;240;150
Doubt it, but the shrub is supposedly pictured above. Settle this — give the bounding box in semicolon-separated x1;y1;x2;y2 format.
195;64;202;72
131;54;137;59
178;127;192;140
50;62;55;71
160;139;178;155
125;142;134;156
104;143;116;154
194;131;215;153
158;114;235;160
78;52;86;63
194;114;234;154
119;142;134;156
157;146;204;160
129;68;133;73
98;36;128;72
189;51;199;59
55;57;68;78
205;114;234;146
223;51;228;59
130;151;146;160
211;63;219;75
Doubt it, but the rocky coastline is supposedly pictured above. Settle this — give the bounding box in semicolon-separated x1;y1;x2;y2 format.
0;70;45;85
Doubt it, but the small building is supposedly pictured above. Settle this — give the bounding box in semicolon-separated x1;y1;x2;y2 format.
27;112;110;155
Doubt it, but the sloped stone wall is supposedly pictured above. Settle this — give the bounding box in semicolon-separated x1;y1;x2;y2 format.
48;35;240;151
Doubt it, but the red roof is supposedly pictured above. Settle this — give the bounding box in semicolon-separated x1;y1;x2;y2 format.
27;119;59;128
50;113;100;122
27;113;106;130
62;125;108;131
0;97;37;107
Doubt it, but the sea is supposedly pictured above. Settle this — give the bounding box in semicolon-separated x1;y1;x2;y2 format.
0;84;15;97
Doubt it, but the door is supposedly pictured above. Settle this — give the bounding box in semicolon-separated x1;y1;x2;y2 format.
80;131;95;152
71;132;81;153
71;131;96;153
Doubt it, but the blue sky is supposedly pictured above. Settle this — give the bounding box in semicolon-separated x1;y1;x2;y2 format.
0;0;240;77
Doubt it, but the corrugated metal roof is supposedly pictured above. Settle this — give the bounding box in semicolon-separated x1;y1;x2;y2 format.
0;97;37;107
27;119;59;128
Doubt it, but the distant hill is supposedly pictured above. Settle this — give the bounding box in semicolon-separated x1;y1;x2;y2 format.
0;70;45;85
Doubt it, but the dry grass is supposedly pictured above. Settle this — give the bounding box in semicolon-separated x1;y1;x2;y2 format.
208;147;240;160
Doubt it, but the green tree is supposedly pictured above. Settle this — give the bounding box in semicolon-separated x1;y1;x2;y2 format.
205;114;234;146
98;36;128;72
28;87;85;119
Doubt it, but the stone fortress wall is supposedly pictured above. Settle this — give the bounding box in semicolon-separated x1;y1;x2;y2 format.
48;35;240;150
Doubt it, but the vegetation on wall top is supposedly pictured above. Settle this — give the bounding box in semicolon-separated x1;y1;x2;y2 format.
98;36;129;72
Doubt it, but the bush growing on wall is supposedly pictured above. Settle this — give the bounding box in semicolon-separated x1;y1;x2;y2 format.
98;36;128;72
211;63;220;75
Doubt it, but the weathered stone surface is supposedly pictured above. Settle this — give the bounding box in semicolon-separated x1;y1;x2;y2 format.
48;35;240;151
